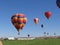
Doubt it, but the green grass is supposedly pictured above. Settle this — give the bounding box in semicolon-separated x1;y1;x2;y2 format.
2;38;60;45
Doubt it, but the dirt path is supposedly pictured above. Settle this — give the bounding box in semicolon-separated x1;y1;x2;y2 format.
0;41;2;45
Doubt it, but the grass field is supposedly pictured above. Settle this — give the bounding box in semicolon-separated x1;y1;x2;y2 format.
2;38;60;45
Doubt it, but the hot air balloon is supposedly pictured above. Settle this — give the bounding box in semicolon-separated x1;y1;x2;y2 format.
54;33;56;35
56;0;60;8
45;11;51;19
34;18;39;24
27;34;30;37
11;14;27;35
44;32;46;34
47;32;49;35
41;24;44;28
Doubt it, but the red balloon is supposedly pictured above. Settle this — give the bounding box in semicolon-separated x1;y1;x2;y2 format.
34;18;39;24
45;11;51;19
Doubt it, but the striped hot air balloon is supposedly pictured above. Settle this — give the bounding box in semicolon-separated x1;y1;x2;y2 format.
11;14;27;35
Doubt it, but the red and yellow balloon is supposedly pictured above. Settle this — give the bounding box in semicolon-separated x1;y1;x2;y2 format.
11;14;27;35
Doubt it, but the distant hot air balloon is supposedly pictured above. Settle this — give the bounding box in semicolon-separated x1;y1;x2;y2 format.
47;32;49;35
11;14;27;35
54;33;56;35
56;0;60;8
28;34;30;37
34;18;39;24
41;24;44;28
44;32;46;34
45;11;52;19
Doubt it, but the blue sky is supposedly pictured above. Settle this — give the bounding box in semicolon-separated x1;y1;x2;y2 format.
0;0;60;37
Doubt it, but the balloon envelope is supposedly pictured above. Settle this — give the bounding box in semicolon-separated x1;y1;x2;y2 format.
56;0;60;8
45;11;51;19
41;24;44;28
11;14;27;34
28;34;30;37
34;18;39;24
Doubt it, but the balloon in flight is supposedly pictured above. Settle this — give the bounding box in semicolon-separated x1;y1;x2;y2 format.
34;18;39;24
41;24;44;28
56;0;60;8
11;14;27;35
45;11;52;19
